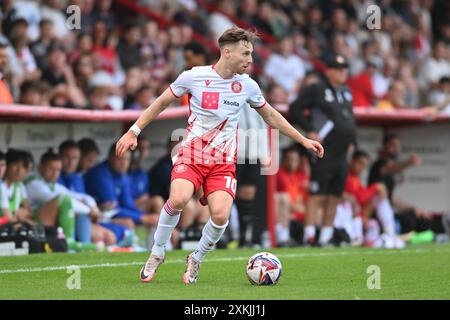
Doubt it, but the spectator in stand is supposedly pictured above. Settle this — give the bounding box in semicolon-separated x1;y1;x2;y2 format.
377;80;406;110
18;80;43;105
266;84;289;105
86;85;110;110
237;0;258;26
348;59;379;108
89;0;116;30
125;85;156;110
77;138;100;174
303;5;327;49
426;76;450;115
84;144;158;230
30;19;55;71
276;146;309;246
264;35;306;102
11;34;40;81
0;41;14;104
207;1;235;41
40;0;70;40
91;19;120;75
41;43;86;108
117;22;143;70
68;33;94;65
140;20;167;80
398;60;420;108
73;53;95;98
418;41;450;91
173;0;209;36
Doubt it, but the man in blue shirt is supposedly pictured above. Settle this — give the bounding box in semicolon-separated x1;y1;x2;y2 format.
84;144;158;229
128;136;163;213
59;139;132;245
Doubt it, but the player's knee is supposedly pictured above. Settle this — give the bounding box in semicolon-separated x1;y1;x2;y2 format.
210;210;229;226
167;195;189;211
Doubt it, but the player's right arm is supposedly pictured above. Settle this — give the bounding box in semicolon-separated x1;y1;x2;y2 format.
116;88;177;157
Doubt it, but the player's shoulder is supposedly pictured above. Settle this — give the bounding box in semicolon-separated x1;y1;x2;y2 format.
236;73;260;89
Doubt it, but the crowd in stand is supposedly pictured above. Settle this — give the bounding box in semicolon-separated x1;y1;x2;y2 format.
0;0;449;113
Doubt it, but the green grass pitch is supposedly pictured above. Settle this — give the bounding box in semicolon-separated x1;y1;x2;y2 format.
1;243;449;300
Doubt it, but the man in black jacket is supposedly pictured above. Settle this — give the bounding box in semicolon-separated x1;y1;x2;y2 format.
290;54;356;246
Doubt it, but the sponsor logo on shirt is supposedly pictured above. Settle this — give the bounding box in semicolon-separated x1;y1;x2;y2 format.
201;92;220;109
223;99;239;107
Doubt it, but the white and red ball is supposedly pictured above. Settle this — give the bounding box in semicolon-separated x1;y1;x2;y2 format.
246;252;282;285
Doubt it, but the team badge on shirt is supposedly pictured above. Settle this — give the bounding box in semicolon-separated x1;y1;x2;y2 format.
231;81;242;93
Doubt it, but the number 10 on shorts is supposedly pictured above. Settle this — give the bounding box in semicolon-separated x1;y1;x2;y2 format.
224;176;237;194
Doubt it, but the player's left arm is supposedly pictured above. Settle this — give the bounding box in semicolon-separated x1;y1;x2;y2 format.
255;102;324;158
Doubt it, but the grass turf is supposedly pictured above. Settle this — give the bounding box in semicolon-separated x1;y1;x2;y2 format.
1;243;449;300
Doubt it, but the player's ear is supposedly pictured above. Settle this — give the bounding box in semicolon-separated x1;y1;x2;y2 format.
223;46;232;58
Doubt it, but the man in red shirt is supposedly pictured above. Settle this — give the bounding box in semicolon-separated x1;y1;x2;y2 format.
344;150;396;240
0;42;14;104
276;147;309;246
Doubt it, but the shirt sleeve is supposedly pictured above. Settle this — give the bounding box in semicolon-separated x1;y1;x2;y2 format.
26;180;59;204
119;175;142;213
1;183;8;209
246;78;266;108
169;70;193;98
84;165;117;204
276;171;289;192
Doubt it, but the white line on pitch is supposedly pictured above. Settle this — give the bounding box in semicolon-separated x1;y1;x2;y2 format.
0;248;448;275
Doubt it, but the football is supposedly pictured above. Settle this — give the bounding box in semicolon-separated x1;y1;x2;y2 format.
246;252;282;285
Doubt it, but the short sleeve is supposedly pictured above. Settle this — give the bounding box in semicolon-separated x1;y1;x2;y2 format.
169;70;193;98
1;183;8;209
246;78;266;108
26;180;58;204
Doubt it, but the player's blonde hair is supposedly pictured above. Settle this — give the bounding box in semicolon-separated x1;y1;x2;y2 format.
218;27;259;48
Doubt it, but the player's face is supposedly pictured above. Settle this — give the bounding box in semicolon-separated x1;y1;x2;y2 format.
110;151;131;174
228;41;253;74
40;160;62;183
61;147;80;174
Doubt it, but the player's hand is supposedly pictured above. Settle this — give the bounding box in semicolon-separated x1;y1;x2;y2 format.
116;131;138;157
302;138;324;158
